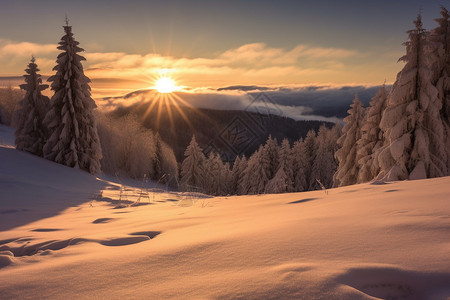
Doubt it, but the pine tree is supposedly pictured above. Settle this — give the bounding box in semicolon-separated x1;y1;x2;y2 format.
334;94;365;187
241;145;271;194
357;85;388;182
311;126;338;189
43;21;102;174
430;6;450;175
204;152;226;195
14;57;49;156
263;135;279;180
153;133;164;182
291;139;308;192
278;138;294;190
221;162;233;195
265;138;293;194
377;14;445;180
180;135;206;190
235;156;248;195
303;129;317;190
231;156;241;194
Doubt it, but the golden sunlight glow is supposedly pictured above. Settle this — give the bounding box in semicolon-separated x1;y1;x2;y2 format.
155;76;177;93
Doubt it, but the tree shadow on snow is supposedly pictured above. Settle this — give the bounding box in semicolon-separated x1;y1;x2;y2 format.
0;146;110;231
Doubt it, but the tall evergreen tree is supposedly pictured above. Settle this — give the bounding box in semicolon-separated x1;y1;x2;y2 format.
263;135;279;180
204;152;227;195
291;139;308;192
334;94;365;187
357;85;388;182
241;145;271;194
221;162;233;195
235;156;248;195
14;57;49;156
311;126;339;189
303;130;317;190
430;6;450;175
377;14;445;180
265;138;293;193
153;132;164;181
180;135;206;190
43;21;102;174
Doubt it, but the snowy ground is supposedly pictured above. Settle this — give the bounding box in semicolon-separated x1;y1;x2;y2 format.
1;124;450;300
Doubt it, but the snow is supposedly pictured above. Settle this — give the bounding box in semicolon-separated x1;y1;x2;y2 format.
1;124;450;299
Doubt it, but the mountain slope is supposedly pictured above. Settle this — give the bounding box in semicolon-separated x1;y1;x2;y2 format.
110;101;331;161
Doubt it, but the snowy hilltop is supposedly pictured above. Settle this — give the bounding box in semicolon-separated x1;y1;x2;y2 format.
1;124;450;299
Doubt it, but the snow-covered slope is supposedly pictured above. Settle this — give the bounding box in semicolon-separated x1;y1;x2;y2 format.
1;124;449;299
0;125;106;231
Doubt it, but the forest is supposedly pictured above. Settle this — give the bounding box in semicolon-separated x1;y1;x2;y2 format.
1;8;450;197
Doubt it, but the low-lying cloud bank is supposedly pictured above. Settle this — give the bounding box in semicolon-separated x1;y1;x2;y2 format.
100;84;388;123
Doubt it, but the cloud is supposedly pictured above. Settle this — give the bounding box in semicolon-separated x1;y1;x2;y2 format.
98;84;388;123
289;44;358;59
0;39;57;56
0;38;400;99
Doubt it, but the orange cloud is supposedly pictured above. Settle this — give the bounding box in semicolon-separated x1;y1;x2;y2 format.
0;39;57;56
0;38;402;98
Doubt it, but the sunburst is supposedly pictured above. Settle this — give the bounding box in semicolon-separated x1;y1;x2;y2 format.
155;76;177;93
140;70;213;136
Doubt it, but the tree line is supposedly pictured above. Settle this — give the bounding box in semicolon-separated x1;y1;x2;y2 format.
179;8;450;195
9;7;450;195
180;126;341;195
336;9;450;185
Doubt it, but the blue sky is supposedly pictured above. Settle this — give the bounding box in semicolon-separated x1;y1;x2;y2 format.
0;0;447;96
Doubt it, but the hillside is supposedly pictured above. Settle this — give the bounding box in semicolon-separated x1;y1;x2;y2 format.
110;101;331;162
1;125;449;299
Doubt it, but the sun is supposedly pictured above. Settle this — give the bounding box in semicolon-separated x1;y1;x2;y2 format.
155;76;177;93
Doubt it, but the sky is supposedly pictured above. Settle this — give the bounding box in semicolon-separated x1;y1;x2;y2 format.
0;0;447;99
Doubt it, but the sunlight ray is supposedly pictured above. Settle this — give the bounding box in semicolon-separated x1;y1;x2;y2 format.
155;92;165;130
166;95;195;131
171;93;218;125
142;93;160;121
163;94;176;134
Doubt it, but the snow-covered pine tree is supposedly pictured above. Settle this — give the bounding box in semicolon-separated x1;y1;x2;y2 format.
180;135;206;191
377;14;445;180
235;156;248;195
279;138;294;190
152;132;164;182
241;145;271;194
230;156;241;194
221;161;233;195
303;129;317;190
14;57;50;157
310;126;338;189
430;6;450;175
265;138;293;194
357;85;388;183
43;21;102;174
334;94;365;187
204;152;226;195
263;135;279;180
291;138;308;192
231;156;247;195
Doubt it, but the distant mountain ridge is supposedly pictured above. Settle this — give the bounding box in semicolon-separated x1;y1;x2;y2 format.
110;100;333;162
